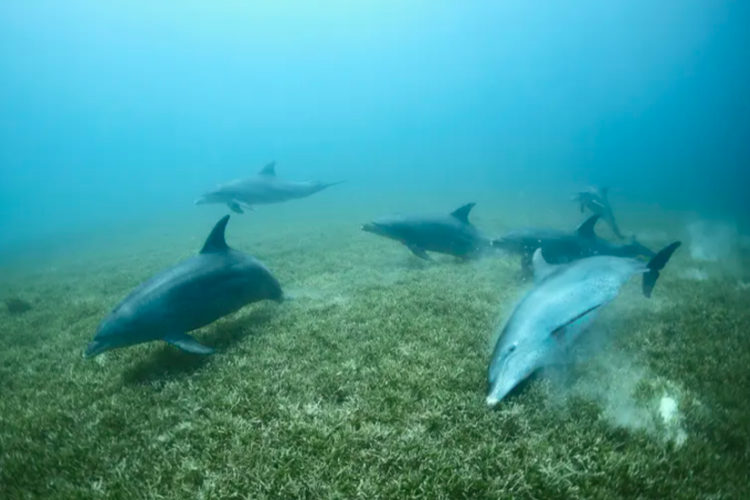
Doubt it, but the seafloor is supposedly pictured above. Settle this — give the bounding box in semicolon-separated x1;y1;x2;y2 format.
1;191;748;500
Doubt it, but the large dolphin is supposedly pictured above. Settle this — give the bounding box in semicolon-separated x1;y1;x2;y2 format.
195;161;344;214
361;203;493;260
84;215;284;358
493;215;654;273
571;186;625;239
486;240;681;406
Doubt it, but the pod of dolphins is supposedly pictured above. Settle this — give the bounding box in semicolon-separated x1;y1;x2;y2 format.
85;162;682;407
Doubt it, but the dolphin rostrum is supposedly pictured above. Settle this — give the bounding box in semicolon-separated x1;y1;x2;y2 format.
361;203;494;260
571;186;625;239
493;215;654;274
486;240;681;406
195;161;344;214
84;215;284;358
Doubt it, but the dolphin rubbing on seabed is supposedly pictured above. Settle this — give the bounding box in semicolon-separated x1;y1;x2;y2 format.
194;161;345;214
84;215;284;359
486;240;682;406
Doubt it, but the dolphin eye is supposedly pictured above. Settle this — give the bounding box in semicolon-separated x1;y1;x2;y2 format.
508;343;517;354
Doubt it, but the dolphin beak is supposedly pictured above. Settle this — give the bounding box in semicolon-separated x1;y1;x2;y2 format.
84;340;109;359
486;379;515;407
486;364;530;407
194;197;205;205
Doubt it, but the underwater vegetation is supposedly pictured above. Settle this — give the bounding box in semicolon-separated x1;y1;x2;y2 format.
0;202;748;499
3;296;33;315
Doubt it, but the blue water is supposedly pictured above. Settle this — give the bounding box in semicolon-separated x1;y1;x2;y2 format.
1;0;748;252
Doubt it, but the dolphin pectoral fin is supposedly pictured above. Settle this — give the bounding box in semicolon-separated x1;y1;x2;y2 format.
406;244;431;260
579;202;585;213
164;333;215;355
227;202;244;214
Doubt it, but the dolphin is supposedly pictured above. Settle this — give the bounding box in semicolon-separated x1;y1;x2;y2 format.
84;215;284;358
493;215;655;273
361;203;493;260
195;161;344;214
486;240;681;406
571;186;625;239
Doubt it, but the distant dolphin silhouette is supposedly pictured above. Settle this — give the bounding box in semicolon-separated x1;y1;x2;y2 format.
84;215;284;359
361;203;494;260
195;161;345;214
571;186;625;239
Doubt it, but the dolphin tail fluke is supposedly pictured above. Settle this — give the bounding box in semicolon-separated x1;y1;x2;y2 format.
323;180;346;189
642;241;682;298
609;220;626;239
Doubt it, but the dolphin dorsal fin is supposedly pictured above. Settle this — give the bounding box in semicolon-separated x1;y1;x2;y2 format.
575;215;600;240
259;161;276;176
201;215;231;254
532;248;557;284
450;203;476;224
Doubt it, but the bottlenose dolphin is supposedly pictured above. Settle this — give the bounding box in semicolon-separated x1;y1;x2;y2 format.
195;162;344;214
493;215;655;273
572;186;625;239
486;240;681;406
361;203;493;260
84;215;284;358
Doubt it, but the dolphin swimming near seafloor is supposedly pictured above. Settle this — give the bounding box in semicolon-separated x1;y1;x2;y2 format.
195;161;345;214
84;215;284;359
361;203;494;260
572;186;625;239
486;240;682;406
493;215;655;274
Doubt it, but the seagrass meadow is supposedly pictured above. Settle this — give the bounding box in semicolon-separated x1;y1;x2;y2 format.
1;194;749;500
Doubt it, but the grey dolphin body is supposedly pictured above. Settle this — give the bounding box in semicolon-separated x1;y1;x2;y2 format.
195;162;344;214
493;215;655;273
486;240;681;406
84;215;284;358
572;186;625;239
361;203;493;260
